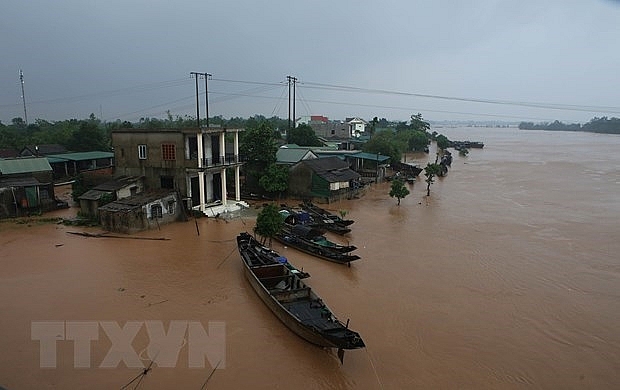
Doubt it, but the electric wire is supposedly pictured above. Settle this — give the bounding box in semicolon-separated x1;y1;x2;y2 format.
3;75;618;123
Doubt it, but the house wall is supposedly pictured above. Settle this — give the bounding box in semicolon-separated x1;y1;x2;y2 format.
112;131;188;195
100;193;183;233
116;181;144;200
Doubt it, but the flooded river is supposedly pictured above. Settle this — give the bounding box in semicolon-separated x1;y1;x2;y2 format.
1;127;619;389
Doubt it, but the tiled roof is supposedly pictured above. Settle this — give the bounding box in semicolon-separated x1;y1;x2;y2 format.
301;157;360;183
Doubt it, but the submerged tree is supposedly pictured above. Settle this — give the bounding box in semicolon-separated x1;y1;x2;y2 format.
259;163;289;199
254;203;282;245
436;134;450;151
240;121;278;192
389;177;410;205
424;163;442;197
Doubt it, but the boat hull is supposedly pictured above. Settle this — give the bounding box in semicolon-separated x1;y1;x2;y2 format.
237;233;364;350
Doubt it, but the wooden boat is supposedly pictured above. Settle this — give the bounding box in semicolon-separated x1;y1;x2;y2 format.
237;232;309;279
237;233;365;359
299;201;354;227
280;207;351;235
274;224;361;265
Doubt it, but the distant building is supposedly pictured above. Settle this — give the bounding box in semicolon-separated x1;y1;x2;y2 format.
345;117;368;138
20;144;67;157
298;115;368;139
111;127;246;216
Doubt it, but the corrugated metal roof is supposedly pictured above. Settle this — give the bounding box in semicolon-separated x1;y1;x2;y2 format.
349;152;390;162
46;151;114;162
276;148;317;164
0;157;52;175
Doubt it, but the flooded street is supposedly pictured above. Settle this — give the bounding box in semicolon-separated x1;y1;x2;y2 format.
1;127;619;389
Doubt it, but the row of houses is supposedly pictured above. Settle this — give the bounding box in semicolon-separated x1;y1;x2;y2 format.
0;150;115;218
1;121;389;232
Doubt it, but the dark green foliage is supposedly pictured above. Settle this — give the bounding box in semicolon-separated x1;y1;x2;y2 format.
389;178;410;205
436;134;450;150
362;131;401;163
407;130;430;152
240;121;278;193
254;203;283;245
287;124;322;146
518;117;620;134
409;113;431;132
259;164;289;197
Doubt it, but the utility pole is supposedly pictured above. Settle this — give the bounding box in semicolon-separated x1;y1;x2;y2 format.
190;72;212;129
204;72;211;128
286;75;297;137
190;72;200;129
19;69;28;125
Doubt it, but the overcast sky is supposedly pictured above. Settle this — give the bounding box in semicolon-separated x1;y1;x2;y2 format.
2;0;620;125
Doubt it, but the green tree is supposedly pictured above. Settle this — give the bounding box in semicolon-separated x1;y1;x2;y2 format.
389;177;410;205
370;116;378;136
287;123;322;146
362;130;400;164
240;121;278;192
254;203;283;245
259;163;289;199
410;113;430;132
436;134;450;151
408;130;430;152
424;163;442;197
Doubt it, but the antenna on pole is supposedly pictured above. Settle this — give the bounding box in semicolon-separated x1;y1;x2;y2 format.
20;69;28;125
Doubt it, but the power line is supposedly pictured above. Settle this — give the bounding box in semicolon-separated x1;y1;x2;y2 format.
3;75;619;123
299;80;620;114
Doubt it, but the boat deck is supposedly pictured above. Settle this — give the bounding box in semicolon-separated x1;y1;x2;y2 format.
283;299;343;331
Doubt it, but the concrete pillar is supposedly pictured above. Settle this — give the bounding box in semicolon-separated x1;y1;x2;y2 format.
198;172;205;212
235;166;240;201
197;133;204;168
221;168;227;206
219;132;225;165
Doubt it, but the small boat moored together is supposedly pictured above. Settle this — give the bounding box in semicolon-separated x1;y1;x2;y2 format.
237;232;365;361
274;224;361;265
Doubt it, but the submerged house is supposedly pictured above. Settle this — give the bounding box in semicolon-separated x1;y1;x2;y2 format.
98;190;184;233
78;176;144;218
288;156;361;203
111;127;246;217
0;157;57;218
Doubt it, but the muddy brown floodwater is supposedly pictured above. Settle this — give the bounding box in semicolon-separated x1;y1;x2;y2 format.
1;127;619;389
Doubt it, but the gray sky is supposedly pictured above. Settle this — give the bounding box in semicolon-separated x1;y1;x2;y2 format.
2;0;620;125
